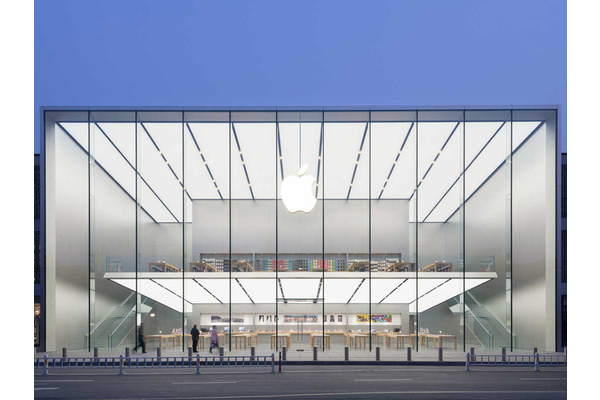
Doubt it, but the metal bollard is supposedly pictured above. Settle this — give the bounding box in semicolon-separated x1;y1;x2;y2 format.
501;347;506;362
344;346;349;361
157;347;161;359
219;347;224;357
62;348;67;359
282;346;287;361
534;352;540;372
438;346;443;362
43;354;49;376
407;346;412;362
376;346;380;361
94;347;99;359
313;346;318;361
196;354;201;375
470;347;475;362
188;347;193;357
251;346;256;358
465;352;470;371
119;355;124;376
564;346;567;356
533;347;538;355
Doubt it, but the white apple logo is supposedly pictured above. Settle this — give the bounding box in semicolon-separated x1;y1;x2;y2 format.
281;164;317;213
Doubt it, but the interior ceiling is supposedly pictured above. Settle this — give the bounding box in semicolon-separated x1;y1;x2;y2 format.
56;117;543;223
108;274;494;314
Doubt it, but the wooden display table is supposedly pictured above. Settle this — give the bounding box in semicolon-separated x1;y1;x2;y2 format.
421;261;453;272
271;333;291;349
385;262;414;272
310;333;331;349
148;262;181;272
386;333;414;349
423;334;457;350
189;261;216;272
231;333;257;349
344;333;369;349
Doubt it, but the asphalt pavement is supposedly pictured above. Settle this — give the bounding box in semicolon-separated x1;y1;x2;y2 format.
34;365;567;400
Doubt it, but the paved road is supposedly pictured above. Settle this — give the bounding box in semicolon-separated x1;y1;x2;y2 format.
34;365;567;399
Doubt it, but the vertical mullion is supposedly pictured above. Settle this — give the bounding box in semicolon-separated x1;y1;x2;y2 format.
368;111;372;352
462;110;466;352
321;113;325;351
510;110;514;352
87;111;91;352
228;111;232;352
181;111;185;351
135;111;139;352
415;111;419;352
275;113;279;351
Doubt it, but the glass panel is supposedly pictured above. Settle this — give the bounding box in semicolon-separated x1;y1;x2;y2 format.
89;111;137;351
371;111;417;357
464;110;512;351
46;111;89;351
136;111;185;354
323;111;370;353
277;111;324;351
231;113;276;353
511;110;557;352
184;111;230;354
416;110;464;354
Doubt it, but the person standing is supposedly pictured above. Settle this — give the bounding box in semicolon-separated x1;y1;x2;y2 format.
135;323;147;353
209;325;219;353
191;324;200;353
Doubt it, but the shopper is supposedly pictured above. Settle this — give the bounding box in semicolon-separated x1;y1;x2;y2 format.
191;324;200;353
134;323;147;353
209;325;219;353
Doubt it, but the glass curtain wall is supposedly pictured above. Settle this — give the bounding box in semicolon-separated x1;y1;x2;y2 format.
46;108;557;355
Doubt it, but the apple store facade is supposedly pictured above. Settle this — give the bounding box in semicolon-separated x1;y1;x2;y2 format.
41;108;561;356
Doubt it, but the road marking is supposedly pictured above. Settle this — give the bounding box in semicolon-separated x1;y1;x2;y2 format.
34;388;59;391
354;378;412;382
284;369;365;373
35;379;94;382
172;381;237;385
100;390;568;400
520;377;567;380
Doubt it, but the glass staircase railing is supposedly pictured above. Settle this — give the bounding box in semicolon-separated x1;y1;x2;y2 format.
108;297;155;349
89;293;135;350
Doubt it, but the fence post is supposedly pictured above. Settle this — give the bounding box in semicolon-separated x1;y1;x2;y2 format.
278;351;282;373
501;347;506;362
344;346;349;361
407;346;412;362
43;354;48;376
438;346;443;362
376;346;380;361
465;352;470;371
534;352;540;372
271;353;275;373
313;346;318;361
196;354;201;375
119;355;124;376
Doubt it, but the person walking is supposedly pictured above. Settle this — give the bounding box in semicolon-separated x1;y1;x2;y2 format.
191;324;200;353
209;325;219;353
134;323;147;353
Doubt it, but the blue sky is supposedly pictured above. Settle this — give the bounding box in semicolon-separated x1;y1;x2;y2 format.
34;0;566;153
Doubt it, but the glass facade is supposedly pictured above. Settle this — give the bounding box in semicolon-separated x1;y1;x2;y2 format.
43;108;559;356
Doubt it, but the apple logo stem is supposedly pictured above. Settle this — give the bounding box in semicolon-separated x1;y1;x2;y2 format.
281;164;317;213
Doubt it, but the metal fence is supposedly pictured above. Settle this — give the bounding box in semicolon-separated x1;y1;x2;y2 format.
35;354;276;376
466;352;567;371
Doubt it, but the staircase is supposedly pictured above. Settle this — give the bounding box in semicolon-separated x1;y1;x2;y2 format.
90;294;136;350
447;293;512;350
108;297;155;349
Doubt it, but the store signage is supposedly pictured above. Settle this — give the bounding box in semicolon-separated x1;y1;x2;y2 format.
281;164;317;213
